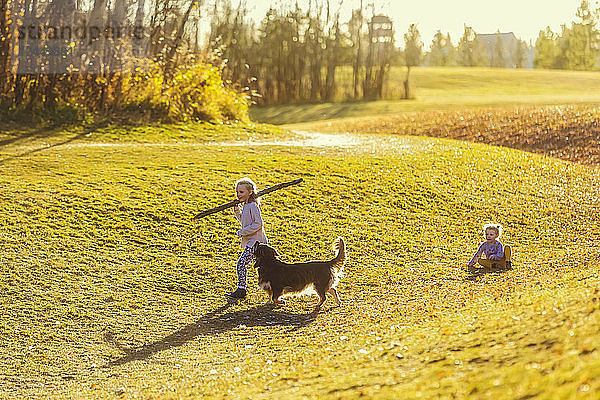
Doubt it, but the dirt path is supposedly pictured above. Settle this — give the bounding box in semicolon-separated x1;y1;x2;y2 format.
0;131;423;161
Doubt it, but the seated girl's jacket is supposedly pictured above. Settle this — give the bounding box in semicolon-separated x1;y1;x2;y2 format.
469;240;504;265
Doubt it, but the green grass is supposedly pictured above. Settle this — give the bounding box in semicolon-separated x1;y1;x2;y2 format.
0;120;293;146
250;67;600;124
1;122;600;398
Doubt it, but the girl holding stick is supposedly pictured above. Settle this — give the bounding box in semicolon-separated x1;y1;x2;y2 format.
226;177;268;299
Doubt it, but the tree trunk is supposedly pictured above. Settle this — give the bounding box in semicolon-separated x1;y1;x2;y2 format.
404;66;411;99
324;18;340;102
363;16;374;100
14;0;34;105
309;20;322;102
0;0;9;95
375;65;385;99
133;0;147;57
352;3;363;99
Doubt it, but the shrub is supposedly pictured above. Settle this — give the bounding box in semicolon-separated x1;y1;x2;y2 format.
0;59;249;125
0;98;84;126
119;59;169;119
165;61;249;123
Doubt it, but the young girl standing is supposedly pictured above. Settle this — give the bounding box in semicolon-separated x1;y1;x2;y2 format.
227;177;268;299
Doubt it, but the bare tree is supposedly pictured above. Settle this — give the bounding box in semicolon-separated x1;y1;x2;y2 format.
362;4;375;99
349;2;364;99
403;23;423;99
324;12;341;101
0;0;9;96
164;0;204;75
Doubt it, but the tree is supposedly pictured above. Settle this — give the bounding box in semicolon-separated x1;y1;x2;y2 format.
207;0;255;85
403;23;422;99
428;30;454;66
349;4;365;99
306;7;326;102
443;33;456;65
324;12;343;102
534;27;560;68
515;39;530;68
491;32;506;68
363;5;375;100
457;25;486;67
563;0;600;70
555;24;572;69
536;1;600;71
164;0;204;75
0;0;9;95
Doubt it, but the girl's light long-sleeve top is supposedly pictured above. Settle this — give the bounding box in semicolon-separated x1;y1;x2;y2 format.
233;201;268;249
468;240;504;265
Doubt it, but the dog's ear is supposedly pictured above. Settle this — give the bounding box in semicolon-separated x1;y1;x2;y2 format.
252;241;260;253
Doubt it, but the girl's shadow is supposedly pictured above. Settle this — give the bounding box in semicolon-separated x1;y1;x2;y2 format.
104;300;318;368
466;266;509;280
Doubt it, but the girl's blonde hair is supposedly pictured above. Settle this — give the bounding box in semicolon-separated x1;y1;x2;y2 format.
483;223;503;237
235;177;260;204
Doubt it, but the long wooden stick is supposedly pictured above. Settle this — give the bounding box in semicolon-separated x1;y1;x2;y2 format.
193;178;303;220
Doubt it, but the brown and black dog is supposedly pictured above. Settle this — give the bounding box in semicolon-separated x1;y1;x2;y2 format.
252;238;346;312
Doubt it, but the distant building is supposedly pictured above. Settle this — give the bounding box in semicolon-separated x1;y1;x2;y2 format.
369;15;394;65
371;15;393;39
476;32;534;69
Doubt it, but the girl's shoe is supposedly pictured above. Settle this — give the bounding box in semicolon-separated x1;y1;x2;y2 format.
227;288;247;299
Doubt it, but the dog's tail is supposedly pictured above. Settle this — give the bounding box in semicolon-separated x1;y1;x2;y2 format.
328;237;346;289
331;237;346;271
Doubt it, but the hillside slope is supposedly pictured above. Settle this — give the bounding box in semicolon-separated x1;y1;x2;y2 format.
1;124;599;399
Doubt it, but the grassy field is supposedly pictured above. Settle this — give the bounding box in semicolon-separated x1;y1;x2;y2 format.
1;118;599;398
250;67;600;124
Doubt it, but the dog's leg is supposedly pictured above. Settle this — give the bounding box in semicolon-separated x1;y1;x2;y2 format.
313;289;327;313
271;287;285;307
264;289;275;306
327;287;341;306
260;281;274;305
312;279;334;312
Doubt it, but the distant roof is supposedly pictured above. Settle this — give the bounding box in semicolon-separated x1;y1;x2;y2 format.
372;15;392;23
477;32;516;38
477;32;517;43
476;33;518;51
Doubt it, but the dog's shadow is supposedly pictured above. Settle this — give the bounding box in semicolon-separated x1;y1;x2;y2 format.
103;300;318;368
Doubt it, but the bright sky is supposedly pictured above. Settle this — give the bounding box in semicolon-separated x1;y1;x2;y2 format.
241;0;584;46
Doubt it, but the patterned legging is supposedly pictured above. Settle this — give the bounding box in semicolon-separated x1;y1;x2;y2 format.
236;245;256;289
